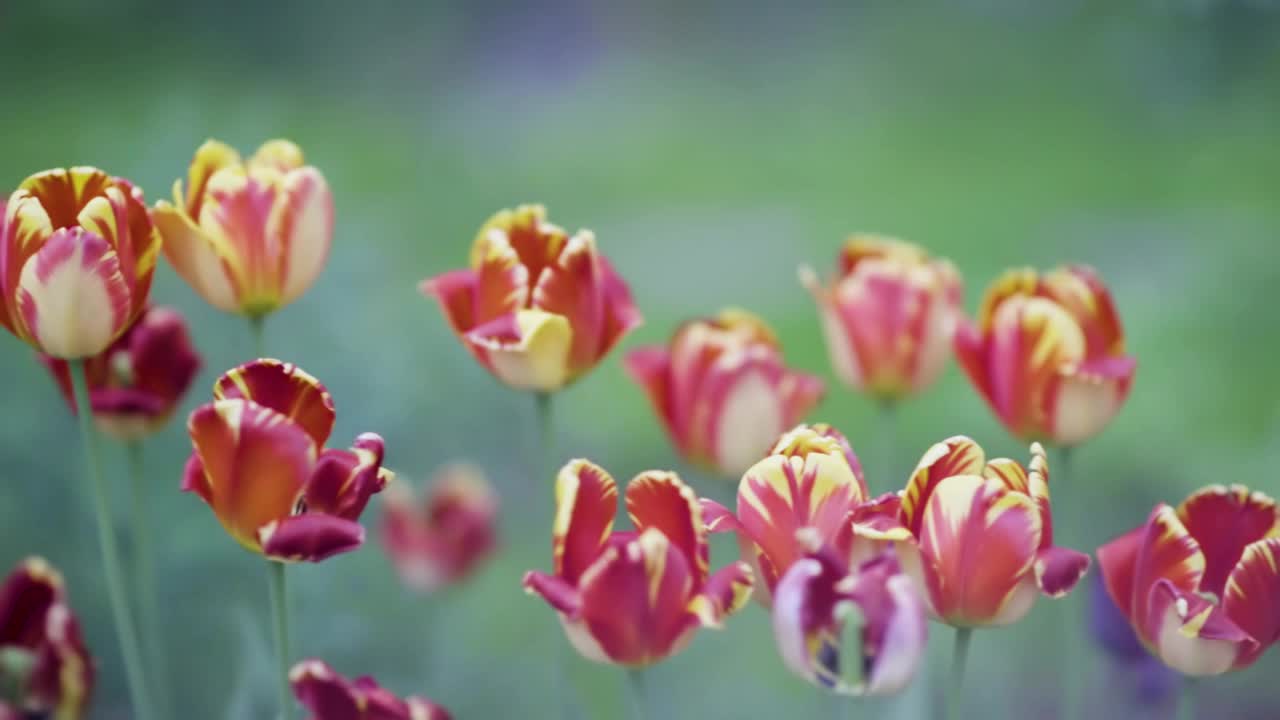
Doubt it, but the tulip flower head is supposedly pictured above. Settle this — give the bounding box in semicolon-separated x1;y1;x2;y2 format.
1097;485;1280;676
799;236;961;403
864;437;1090;627
41;306;201;440
523;461;754;666
381;462;499;593
625;309;824;477
700;424;903;606
183;359;392;562
0;168;160;359
954;265;1136;447
0;557;93;720
291;659;450;720
153;139;334;318
420;204;641;392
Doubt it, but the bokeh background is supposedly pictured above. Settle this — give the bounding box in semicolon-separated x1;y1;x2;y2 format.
2;1;1279;718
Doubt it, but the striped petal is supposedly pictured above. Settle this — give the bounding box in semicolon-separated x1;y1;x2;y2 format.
1223;538;1280;669
275;167;333;307
705;353;787;476
984;443;1053;546
248;140;305;173
1148;580;1254;677
553;460;617;584
987;294;1086;440
259;514;366;563
302;434;390;522
1175;485;1279;599
799;264;866;391
213;359;335;448
472;227;530;325
594;256;643;364
465;309;572;391
196;166;283;312
699;499;743;534
623;346;678;448
0;194;53;333
532;231;606;372
901;436;985;538
1041;265;1126;358
181;140;243;216
690;561;754;628
153;199;241;312
16;227;130;358
1034;546;1090;598
1046;354;1137;447
418;268;479;342
18;168;112;229
1129;506;1206;649
952;316;996;418
625;471;707;582
469;204;566;284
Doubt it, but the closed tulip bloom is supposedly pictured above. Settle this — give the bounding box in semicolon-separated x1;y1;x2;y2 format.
0;557;93;720
182;359;392;562
774;543;927;696
625;309;824;477
799;236;961;402
290;659;450;720
0;168;160;359
865;437;1089;627
1096;485;1280;676
523;461;754;666
381;463;498;593
954;266;1136;446
700;424;903;606
420;205;641;392
41;306;201;440
153;139;333;317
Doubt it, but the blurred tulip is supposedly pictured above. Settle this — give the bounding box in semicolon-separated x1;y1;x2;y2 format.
182;359;392;562
0;168;160;359
420;204;641;392
523;461;754;666
799;236;961;403
381;463;498;593
625;309;824;477
41;306;201;441
700;424;902;606
864;437;1089;627
0;557;93;720
774;542;927;696
1097;485;1280;676
954;265;1136;447
153;139;333;318
290;659;450;720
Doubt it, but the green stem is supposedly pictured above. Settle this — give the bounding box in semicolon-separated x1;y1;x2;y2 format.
624;667;647;720
69;362;153;720
266;561;293;720
1176;678;1196;720
249;314;267;358
945;627;973;720
1057;445;1081;720
127;441;169;717
535;392;554;480
535;392;575;720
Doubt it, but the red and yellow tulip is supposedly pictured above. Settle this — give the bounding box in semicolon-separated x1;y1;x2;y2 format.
625;309;824;477
182;359;391;562
954;266;1136;446
800;236;960;402
1097;485;1280;676
41;306;201;441
153;139;333;318
420;205;641;392
0;557;94;720
290;659;450;720
864;437;1089;627
522;461;754;666
381;462;499;594
0;168;160;359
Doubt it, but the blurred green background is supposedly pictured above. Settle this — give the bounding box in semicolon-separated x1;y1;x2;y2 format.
2;1;1279;718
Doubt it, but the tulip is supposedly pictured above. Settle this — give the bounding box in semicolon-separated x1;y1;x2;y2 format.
774;542;927;696
954;265;1136;447
381;463;499;593
0;557;93;720
864;437;1089;627
153;139;333;318
699;424;904;605
522;461;754;666
182;359;392;562
0;168;160;359
41;306;201;440
290;659;450;720
1096;484;1280;676
624;309;824;477
799;235;961;403
420;204;641;392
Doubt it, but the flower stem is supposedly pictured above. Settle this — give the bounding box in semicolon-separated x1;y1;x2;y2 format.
127;441;169;717
945;627;973;720
535;392;554;479
249;314;267;358
70;362;153;720
624;667;648;720
1057;445;1082;720
1177;678;1197;720
534;391;574;720
266;561;293;720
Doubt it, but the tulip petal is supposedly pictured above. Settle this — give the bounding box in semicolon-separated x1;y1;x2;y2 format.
16;227;130;358
593;255;643;361
522;571;582;616
1041;265;1126;358
625;471;707;581
214;359;336;447
0;557;62;648
533;231;606;371
707;357;787;476
699;499;743;534
0;194;54;332
1047;354;1137;447
773;556;846;691
1034;546;1090;598
901;436;985;538
19;168;112;229
290;659;361;716
197;167;285;309
1148;579;1254;676
303;434;390;522
799;264;865;391
472;227;531;325
466;309;572;391
779;370;825;430
418;269;479;339
259;514;366;563
1175;484;1279;599
553;460;618;584
276;167;334;306
153;200;242;312
182;140;243;216
624;346;677;446
861;569;929;695
249;139;305;173
1129;506;1206;647
988;295;1087;440
985;443;1054;546
689;560;754;628
470;204;566;282
1097;524;1145;622
1223;538;1280;669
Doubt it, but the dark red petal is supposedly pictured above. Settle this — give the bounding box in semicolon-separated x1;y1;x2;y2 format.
260;514;366;563
522;571;583;616
1176;485;1278;599
625;471;707;581
553;460;618;584
213;359;335;447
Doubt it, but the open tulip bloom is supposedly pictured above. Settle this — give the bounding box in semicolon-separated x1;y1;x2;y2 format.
291;659;451;720
954;265;1136;447
624;308;824;478
0;558;93;720
522;460;754;666
420;204;641;392
183;359;392;562
153;139;333;318
799;235;961;403
1097;485;1280;676
0;168;160;359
